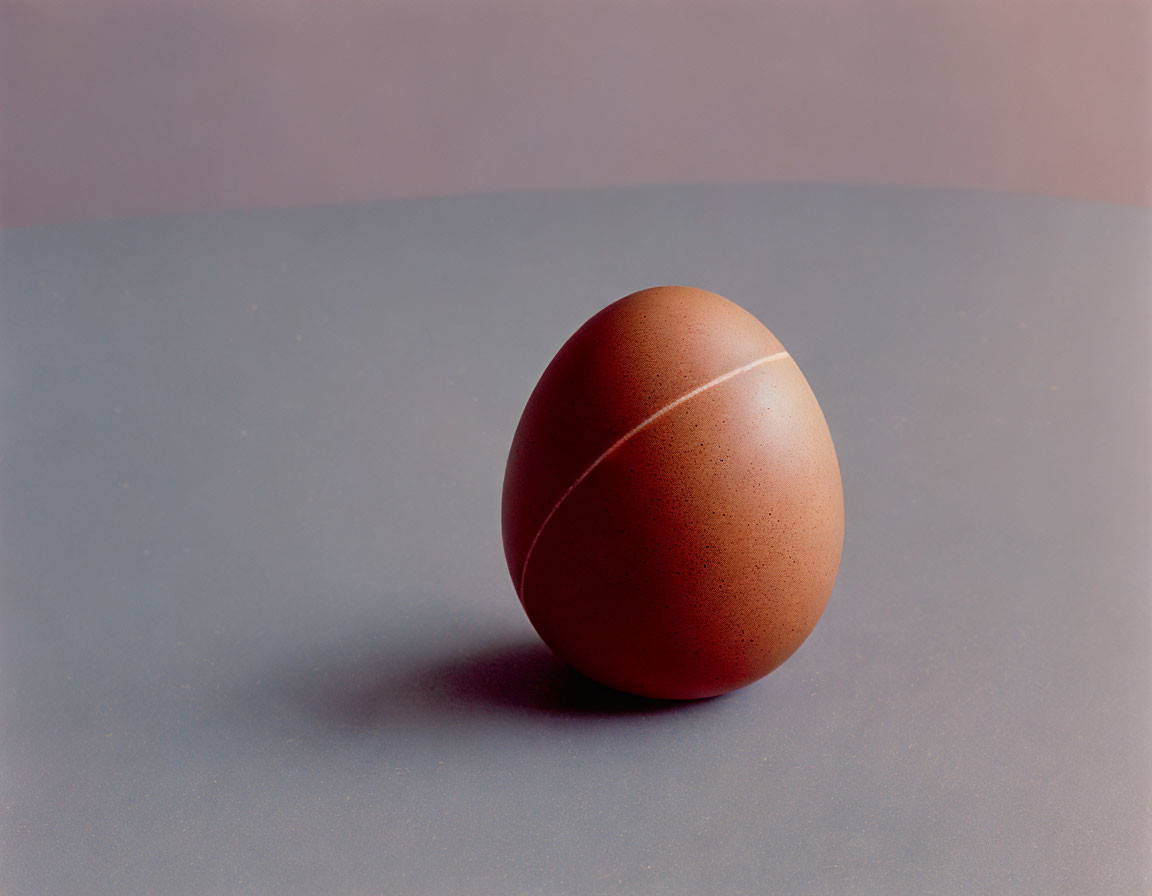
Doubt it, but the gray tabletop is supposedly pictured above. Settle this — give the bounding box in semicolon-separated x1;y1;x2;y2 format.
2;184;1149;895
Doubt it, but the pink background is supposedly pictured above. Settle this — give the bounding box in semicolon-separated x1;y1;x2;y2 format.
3;0;1150;228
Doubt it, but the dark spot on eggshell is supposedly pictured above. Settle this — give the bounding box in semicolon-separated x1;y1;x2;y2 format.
501;286;844;699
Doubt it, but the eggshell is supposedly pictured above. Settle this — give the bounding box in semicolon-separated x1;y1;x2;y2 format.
502;286;843;699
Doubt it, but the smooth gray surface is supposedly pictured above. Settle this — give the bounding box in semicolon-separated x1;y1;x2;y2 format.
2;184;1149;895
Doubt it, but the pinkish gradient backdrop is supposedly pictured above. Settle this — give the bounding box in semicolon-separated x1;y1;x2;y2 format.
2;0;1150;227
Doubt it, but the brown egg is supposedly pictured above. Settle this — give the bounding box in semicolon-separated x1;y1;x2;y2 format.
502;286;843;699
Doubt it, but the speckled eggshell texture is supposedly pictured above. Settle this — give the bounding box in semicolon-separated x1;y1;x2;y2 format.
502;286;843;699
